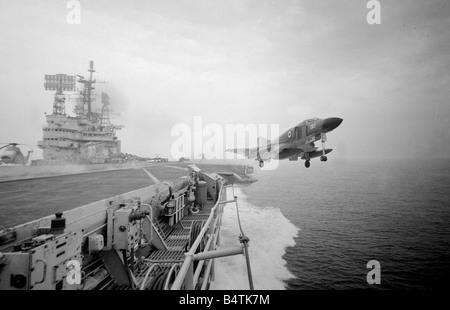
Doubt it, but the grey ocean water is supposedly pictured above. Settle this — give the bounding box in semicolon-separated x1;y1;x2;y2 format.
240;159;450;290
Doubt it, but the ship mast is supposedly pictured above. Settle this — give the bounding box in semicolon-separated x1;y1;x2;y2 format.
101;92;111;129
77;60;96;120
52;79;66;116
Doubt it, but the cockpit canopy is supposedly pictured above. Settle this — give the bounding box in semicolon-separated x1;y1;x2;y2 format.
299;117;320;125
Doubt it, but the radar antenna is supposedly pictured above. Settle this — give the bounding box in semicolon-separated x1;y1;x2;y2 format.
44;73;76;116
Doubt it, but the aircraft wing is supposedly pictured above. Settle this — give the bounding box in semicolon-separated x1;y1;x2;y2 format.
226;140;288;161
225;147;259;159
226;147;251;157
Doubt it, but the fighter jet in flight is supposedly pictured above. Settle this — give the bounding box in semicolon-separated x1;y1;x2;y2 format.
226;117;343;168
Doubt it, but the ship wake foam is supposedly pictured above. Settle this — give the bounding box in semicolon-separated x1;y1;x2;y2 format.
210;187;299;290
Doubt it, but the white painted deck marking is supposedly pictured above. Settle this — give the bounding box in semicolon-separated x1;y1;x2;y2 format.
142;168;160;183
165;166;188;171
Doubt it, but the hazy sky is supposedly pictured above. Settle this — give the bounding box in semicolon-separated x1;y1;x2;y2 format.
0;0;449;160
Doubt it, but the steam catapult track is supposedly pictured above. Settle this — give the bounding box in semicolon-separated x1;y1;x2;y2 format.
0;165;253;290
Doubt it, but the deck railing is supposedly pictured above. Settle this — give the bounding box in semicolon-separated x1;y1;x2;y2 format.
171;181;245;290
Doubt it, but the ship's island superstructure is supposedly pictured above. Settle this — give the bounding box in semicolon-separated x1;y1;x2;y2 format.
37;61;123;165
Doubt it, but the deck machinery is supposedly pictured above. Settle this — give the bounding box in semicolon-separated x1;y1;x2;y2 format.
0;165;252;290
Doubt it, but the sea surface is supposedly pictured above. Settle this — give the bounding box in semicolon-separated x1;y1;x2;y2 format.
212;159;450;290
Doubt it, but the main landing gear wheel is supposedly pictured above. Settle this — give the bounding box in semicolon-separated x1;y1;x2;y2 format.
305;161;310;168
259;161;264;168
320;133;328;163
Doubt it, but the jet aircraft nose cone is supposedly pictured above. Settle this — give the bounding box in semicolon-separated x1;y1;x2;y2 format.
323;117;343;132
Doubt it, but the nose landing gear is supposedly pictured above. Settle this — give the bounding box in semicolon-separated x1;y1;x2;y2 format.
259;160;264;168
304;152;311;168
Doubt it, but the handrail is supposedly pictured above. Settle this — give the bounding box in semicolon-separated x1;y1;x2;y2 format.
171;178;253;290
171;182;226;290
200;231;219;290
193;216;220;284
